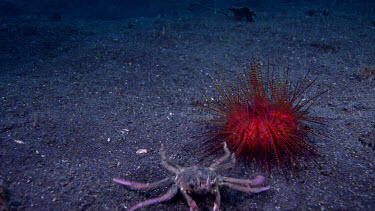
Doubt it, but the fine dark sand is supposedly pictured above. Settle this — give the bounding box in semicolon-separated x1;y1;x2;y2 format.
1;0;374;210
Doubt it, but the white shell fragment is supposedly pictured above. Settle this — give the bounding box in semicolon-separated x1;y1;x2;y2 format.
120;128;129;134
136;149;147;154
14;140;25;144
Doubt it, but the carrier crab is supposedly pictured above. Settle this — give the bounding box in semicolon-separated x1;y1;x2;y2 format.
113;143;270;211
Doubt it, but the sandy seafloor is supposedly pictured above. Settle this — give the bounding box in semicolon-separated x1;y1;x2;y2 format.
1;0;375;210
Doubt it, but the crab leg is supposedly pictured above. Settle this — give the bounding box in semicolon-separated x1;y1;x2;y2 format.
180;189;199;211
160;144;182;173
212;188;221;211
210;154;236;172
209;142;231;170
113;177;173;191
221;175;270;193
127;184;179;211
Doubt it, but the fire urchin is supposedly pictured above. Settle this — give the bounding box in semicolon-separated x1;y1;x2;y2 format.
199;59;326;173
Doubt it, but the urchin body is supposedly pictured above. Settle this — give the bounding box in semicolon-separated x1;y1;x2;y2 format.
201;60;325;172
113;143;270;211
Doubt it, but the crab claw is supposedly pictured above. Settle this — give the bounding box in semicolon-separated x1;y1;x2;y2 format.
249;185;270;193
248;175;270;193
222;175;270;194
249;175;266;186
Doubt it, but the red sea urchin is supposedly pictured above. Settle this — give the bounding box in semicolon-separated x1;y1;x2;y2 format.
200;59;326;173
